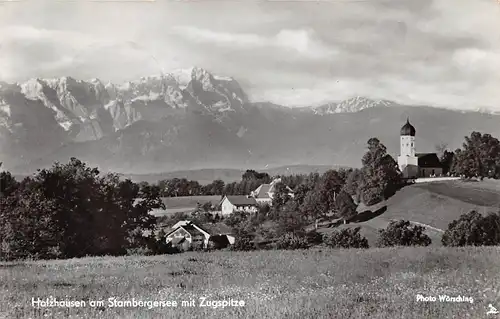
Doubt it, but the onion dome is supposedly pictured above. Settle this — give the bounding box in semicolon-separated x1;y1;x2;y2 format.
400;118;416;136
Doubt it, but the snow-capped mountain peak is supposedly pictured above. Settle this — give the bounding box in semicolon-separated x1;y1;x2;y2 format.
313;96;395;115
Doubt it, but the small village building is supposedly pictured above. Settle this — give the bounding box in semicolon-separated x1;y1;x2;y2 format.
164;221;235;250
165;223;209;251
249;178;294;205
219;195;258;216
397;118;443;178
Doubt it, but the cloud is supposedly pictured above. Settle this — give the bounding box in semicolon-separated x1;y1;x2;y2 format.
0;0;499;111
171;26;336;59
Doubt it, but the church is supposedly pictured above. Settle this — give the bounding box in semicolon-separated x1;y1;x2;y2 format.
397;119;443;178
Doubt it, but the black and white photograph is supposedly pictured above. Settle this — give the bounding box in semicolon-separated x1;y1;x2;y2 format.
1;0;500;318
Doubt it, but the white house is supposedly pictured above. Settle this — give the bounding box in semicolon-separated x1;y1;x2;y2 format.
164;221;235;250
165;223;210;250
249;178;294;205
219;195;258;216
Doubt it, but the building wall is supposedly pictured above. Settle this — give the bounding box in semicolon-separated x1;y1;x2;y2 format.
256;198;272;205
419;167;443;178
398;157;419;178
234;205;258;213
400;135;416;157
221;199;235;216
166;228;192;244
227;235;235;245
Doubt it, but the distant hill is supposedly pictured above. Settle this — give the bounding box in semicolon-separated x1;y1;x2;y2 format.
122;165;342;184
319;179;500;247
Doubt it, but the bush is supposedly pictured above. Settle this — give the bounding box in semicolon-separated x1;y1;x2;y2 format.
275;233;310;250
377;220;431;247
324;227;369;249
306;230;324;246
442;210;500;247
230;234;256;251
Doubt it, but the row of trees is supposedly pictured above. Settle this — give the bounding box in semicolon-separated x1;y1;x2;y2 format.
152;170;315;198
230;209;500;251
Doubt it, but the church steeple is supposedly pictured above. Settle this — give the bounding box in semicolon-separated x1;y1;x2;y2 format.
400;117;416;136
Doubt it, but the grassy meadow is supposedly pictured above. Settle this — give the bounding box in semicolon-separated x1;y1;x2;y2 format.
320;180;500;247
2;247;500;319
150;195;222;217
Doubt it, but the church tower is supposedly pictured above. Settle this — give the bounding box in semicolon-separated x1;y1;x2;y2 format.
397;118;419;178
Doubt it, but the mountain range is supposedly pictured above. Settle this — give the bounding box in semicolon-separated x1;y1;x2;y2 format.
1;67;500;175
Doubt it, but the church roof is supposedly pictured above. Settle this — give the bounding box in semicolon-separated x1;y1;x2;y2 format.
400;118;416;136
416;153;442;168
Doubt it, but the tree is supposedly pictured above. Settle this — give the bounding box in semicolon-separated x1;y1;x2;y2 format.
324;227;369;249
358;138;402;205
271;182;292;211
0;181;63;260
435;142;448;159
0;170;19;198
242;170;271;183
452;132;500;179
334;190;358;220
440;150;455;175
343;168;363;202
442;210;500;247
376;220;431;247
299;188;325;229
317;170;344;214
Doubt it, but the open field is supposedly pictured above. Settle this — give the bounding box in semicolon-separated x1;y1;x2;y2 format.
1;247;499;319
149;196;222;216
319;179;500;247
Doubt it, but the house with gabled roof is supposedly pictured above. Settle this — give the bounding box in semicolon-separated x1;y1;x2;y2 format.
249;178;294;205
165;223;209;251
219;195;258;216
164;221;236;250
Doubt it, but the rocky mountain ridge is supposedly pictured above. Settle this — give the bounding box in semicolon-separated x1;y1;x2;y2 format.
1;68;500;174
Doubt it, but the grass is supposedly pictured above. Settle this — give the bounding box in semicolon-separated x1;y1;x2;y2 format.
150;196;222;216
1;247;499;319
319;179;500;247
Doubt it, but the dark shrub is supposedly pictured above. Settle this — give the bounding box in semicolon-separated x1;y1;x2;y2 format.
324;227;369;249
230;234;255;251
377;220;431;247
442;210;500;247
275;233;310;250
306;230;324;246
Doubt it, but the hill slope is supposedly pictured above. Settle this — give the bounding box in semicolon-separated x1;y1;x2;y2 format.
321;180;500;246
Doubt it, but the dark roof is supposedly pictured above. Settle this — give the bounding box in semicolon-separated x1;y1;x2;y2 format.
182;224;207;236
199;223;234;235
224;195;257;206
416;153;442;168
400;118;416;136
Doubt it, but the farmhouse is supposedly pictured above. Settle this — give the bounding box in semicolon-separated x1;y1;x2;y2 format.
249;178;294;205
397;118;443;178
165;221;235;250
219;195;258;216
165;223;208;251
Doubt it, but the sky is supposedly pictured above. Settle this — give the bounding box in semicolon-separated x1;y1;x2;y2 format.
0;0;499;111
